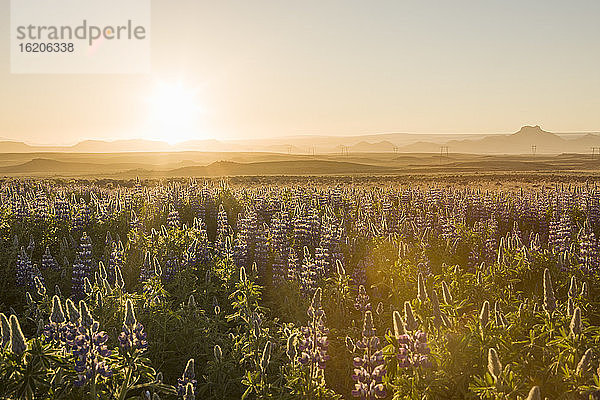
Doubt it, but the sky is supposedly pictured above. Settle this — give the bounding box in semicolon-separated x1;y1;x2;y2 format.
1;0;599;145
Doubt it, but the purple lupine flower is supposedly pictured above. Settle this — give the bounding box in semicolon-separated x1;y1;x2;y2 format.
16;247;42;290
70;301;113;387
167;207;181;229
71;232;94;300
351;311;386;399
41;246;60;271
118;299;148;352
395;329;432;369
354;285;371;313
139;251;154;283
297;288;330;382
177;359;196;397
299;247;317;296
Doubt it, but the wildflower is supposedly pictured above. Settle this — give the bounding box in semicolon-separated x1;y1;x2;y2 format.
543;268;556;313
479;301;490;328
66;298;80;323
525;386;541;400
71;317;112;387
0;313;10;347
568;276;577;299
79;301;94;328
393;310;404;339
570;307;582;337
9;315;27;355
487;348;502;380
404;301;418;331
50;295;65;324
395;329;431;369
351;311;386;399
355;285;371;313
118;299;148;352
298;288;330;382
576;348;593;375
177;359;196;397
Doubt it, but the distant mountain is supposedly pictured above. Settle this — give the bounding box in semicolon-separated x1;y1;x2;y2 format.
1;125;600;154
350;140;396;152
398;126;600;154
72;139;170;152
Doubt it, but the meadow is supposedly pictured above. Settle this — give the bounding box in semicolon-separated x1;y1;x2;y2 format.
1;177;599;399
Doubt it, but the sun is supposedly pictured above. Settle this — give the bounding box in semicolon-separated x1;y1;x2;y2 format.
146;81;204;144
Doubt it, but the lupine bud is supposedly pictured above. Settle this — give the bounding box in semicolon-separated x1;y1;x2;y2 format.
543;268;556;313
362;311;375;337
25;292;33;305
580;282;588;297
79;300;94;328
260;341;272;371
183;358;195;380
240;266;247;283
336;260;345;276
480;301;490;327
487;348;502;379
213;345;222;362
525;386;541;400
576;348;593;375
34;276;46;297
567;298;574;316
404;301;418;331
310;287;323;315
84;277;93;295
441;281;453;304
9;315;27;355
115;266;124;289
570;307;582;337
99;262;107;280
124;299;137;327
417;273;428;301
568;276;577;299
55;285;62;298
66;298;80;322
0;313;10;347
393;310;405;339
50;295;65;324
188;295;196;308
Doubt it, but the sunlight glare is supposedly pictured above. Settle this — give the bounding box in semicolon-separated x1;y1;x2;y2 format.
146;81;204;144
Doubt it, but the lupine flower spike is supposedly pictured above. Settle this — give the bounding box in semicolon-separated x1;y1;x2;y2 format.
487;348;502;380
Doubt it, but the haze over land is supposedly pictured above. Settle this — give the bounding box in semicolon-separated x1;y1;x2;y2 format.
2;126;600;155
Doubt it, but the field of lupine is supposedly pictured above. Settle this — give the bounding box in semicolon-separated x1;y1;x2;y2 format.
2;178;600;399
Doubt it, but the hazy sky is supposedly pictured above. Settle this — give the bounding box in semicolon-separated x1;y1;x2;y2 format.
1;0;599;144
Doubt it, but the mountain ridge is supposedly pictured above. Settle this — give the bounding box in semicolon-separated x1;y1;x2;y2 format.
2;126;600;154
